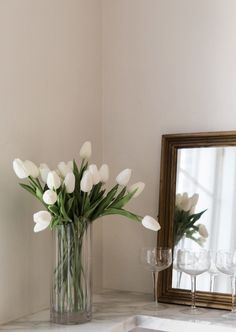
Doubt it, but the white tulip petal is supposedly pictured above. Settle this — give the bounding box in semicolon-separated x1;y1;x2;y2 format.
47;171;61;190
142;216;161;232
99;164;109;183
79;141;92;159
13;158;29;179
67;160;73;171
57;161;72;178
43;190;57;205
88;164;101;185
33;210;52;224
24;160;39;178
116;168;132;186
39;163;51;183
80;170;93;192
64;172;75;193
128;182;145;198
34;221;50;232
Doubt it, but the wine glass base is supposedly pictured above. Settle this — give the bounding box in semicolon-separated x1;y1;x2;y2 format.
180;307;208;315
222;311;236;320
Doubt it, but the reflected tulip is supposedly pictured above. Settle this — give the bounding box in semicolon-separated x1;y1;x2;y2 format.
142;216;161;231
13;158;29;179
198;224;209;238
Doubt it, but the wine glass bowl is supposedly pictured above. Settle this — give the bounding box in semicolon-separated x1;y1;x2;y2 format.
215;250;236;319
140;247;172;305
176;249;211;313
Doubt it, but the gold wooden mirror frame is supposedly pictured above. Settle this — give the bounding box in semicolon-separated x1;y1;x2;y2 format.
157;130;236;310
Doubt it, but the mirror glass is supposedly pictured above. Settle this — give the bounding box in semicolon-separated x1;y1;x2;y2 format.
172;146;236;294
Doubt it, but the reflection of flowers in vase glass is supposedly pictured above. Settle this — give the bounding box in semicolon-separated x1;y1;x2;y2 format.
174;192;208;247
13;141;160;325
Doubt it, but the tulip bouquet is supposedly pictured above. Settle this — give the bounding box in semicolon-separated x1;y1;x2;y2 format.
174;192;208;247
13;141;160;324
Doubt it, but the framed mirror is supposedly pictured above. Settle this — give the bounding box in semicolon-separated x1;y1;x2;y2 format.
157;131;236;309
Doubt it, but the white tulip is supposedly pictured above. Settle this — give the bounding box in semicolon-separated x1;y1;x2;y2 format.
175;194;182;207
33;210;51;232
142;216;161;231
39;163;51;183
13;158;29;179
47;171;61;190
116;168;132;186
128;182;145;198
88;164;101;185
80;170;93;192
99;164;109;183
198;224;209;238
67;160;73;171
24;160;39;178
57;161;72;178
80;141;92;159
43;190;57;205
191;193;199;207
64;172;75;193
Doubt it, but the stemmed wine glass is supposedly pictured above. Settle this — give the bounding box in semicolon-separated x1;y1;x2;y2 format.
140;247;172;307
176;249;211;313
215;250;236;319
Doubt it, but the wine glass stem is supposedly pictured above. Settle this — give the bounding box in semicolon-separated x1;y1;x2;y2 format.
231;276;236;313
190;275;197;309
152;271;159;303
210;274;216;292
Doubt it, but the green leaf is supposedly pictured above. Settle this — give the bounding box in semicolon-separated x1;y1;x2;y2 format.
48;205;59;216
19;183;36;196
96;207;141;222
92;184;119;219
110;188;137;209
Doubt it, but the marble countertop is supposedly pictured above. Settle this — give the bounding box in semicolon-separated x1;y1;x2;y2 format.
1;289;236;331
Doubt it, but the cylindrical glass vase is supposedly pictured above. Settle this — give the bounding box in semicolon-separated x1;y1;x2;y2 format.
50;219;92;324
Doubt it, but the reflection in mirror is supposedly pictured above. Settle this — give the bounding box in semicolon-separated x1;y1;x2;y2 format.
172;146;236;294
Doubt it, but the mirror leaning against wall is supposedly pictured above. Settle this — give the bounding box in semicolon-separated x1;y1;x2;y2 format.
157;131;236;310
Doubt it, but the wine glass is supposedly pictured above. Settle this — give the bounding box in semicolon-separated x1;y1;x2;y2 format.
140;247;172;308
215;250;236;319
176;249;211;313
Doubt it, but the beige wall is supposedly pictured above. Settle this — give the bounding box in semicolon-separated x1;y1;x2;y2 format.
0;0;102;324
102;0;236;293
2;0;236;324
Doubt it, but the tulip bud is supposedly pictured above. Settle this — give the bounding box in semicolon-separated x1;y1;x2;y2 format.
99;164;109;183
80;141;92;159
13;158;29;179
175;193;182;208
128;182;145;198
198;224;208;238
24;160;39;178
43;190;57;205
191;193;199;207
39;163;50;183
64;172;75;193
47;171;61;190
57;161;72;178
33;210;51;232
88;164;101;185
80;170;93;192
142;215;161;231
116;168;132;186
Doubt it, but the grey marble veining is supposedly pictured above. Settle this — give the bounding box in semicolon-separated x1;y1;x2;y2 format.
1;290;236;331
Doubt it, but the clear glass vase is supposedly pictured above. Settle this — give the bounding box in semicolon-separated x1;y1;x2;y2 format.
50;219;92;324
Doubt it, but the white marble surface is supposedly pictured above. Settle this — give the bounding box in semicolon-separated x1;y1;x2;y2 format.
1;289;236;331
